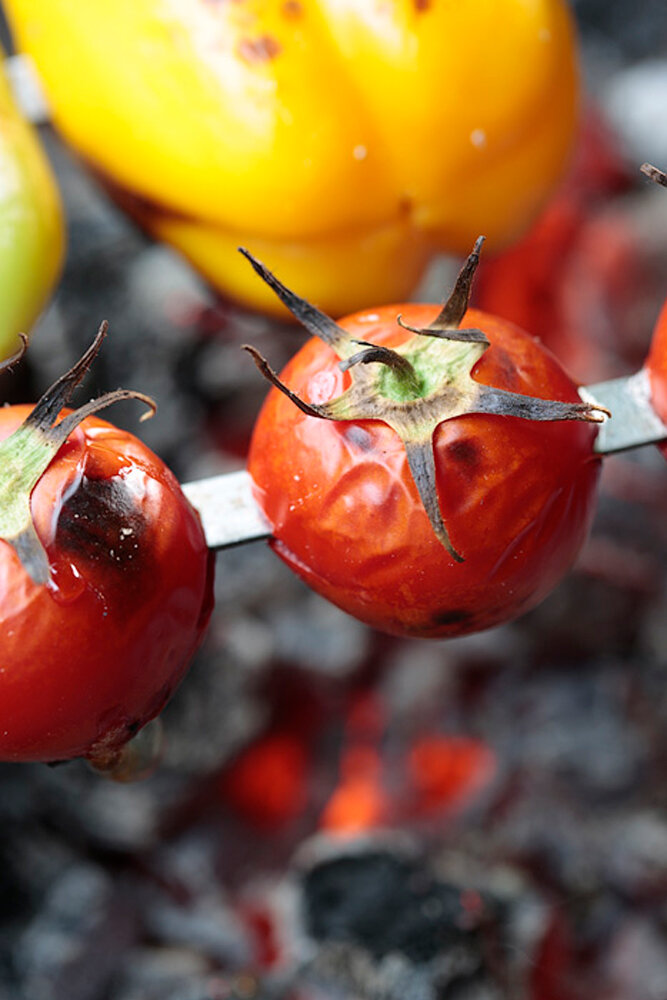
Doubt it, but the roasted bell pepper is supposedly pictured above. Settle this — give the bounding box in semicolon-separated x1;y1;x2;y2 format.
5;0;577;317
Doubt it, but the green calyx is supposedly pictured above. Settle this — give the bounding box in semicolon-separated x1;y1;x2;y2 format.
0;323;156;585
375;337;486;404
241;238;609;562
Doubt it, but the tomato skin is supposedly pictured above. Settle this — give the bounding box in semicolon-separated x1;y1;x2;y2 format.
646;300;667;451
0;406;214;763
248;306;601;638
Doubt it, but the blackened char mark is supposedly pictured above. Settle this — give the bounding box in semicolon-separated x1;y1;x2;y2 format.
447;438;481;471
431;608;473;627
345;425;374;452
480;348;521;393
56;475;155;614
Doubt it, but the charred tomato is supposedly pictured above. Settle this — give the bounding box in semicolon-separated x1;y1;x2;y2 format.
643;166;667;456
245;242;605;638
0;329;214;769
646;296;667;457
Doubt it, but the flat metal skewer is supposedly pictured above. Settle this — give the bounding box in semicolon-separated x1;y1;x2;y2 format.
581;368;667;455
181;470;271;550
181;373;667;551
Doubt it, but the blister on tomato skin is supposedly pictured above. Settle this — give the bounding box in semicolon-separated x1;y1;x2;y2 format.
244;245;605;638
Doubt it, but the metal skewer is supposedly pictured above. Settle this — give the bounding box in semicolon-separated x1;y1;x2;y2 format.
182;374;667;551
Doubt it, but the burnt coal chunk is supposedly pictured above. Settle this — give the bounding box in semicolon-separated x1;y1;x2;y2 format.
302;852;482;964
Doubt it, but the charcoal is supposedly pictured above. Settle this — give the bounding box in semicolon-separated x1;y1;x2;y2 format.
302;851;481;962
572;0;667;61
108;946;213;1000
12;864;139;1000
295;845;507;1000
600;812;667;897
160;633;267;775
142;831;250;968
599;917;667;999
474;662;647;797
266;594;370;679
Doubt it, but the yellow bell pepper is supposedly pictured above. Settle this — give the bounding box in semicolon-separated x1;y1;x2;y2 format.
0;50;63;358
4;0;577;318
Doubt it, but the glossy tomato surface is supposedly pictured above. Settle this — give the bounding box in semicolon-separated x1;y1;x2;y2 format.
248;305;601;638
646;299;667;456
0;406;214;763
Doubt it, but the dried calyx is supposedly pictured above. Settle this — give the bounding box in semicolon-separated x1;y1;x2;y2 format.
241;239;609;562
0;323;155;585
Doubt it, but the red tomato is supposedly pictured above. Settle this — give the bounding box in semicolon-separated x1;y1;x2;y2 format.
248;304;601;638
0;405;214;764
646;298;667;438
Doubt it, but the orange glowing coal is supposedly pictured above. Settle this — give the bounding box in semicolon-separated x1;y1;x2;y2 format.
220;731;308;830
319;692;496;836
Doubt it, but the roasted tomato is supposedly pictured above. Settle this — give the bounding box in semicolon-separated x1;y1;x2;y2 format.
646;296;667;451
0;330;214;768
245;243;605;638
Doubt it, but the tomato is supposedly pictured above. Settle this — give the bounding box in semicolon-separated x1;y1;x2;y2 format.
4;0;578;318
246;248;603;638
0;336;214;767
645;297;667;454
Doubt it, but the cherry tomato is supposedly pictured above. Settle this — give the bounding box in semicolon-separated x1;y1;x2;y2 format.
0;404;214;765
642;166;667;458
248;295;602;639
646;297;667;435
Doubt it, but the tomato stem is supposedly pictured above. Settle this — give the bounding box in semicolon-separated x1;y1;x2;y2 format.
403;436;464;561
396;315;488;344
0;333;28;373
238;247;352;355
340;340;422;397
242;343;328;420
431;234;485;330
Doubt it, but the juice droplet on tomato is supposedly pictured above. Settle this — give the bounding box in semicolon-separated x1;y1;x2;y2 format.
47;557;86;605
